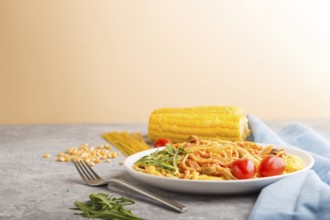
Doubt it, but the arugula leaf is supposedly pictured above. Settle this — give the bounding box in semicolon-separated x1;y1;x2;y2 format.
71;193;143;220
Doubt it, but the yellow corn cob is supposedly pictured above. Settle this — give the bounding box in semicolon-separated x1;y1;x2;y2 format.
148;106;251;143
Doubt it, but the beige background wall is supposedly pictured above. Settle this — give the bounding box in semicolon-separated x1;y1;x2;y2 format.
1;1;330;124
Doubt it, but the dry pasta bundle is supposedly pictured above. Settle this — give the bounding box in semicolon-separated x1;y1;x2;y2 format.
133;136;305;180
103;131;150;157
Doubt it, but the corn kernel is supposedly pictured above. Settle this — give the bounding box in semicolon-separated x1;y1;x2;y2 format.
105;145;112;150
53;143;119;165
64;155;72;162
80;144;88;149
57;157;66;162
71;147;78;151
42;153;51;158
112;152;119;158
97;145;104;149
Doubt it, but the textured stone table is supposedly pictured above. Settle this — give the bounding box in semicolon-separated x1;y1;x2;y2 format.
1;120;330;220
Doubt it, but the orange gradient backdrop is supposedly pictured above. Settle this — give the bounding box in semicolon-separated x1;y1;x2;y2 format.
1;1;330;124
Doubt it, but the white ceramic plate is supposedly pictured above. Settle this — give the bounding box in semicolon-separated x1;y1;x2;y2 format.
123;144;314;195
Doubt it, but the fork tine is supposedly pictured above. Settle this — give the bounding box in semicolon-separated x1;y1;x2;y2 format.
73;160;90;183
76;160;95;181
80;160;102;180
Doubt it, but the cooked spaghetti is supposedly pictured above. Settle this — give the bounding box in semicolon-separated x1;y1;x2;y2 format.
133;136;305;180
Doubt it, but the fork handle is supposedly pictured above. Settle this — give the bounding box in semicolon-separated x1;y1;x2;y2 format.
108;178;188;213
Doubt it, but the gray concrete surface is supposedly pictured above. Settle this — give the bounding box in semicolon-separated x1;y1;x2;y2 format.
1;120;329;220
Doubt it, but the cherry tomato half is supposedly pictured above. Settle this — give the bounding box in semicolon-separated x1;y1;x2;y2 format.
231;158;256;179
153;138;172;148
259;155;285;177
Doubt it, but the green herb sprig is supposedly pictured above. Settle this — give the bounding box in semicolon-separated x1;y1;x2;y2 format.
135;145;186;175
71;193;143;220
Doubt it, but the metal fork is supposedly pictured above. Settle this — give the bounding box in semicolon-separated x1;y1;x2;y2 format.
73;160;188;213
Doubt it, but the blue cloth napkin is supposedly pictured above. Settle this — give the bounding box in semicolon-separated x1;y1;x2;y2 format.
247;115;330;220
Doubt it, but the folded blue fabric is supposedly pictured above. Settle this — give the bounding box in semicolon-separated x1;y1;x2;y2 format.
247;115;330;220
